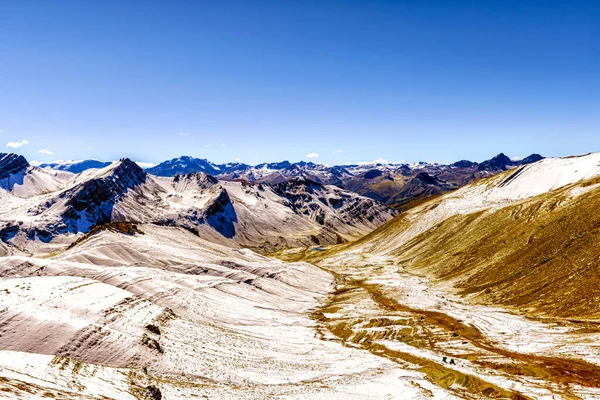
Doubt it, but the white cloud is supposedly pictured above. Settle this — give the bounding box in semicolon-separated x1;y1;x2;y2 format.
135;161;157;169
178;132;190;136
306;152;319;159
220;143;225;147
87;146;93;150
38;149;53;155
6;139;28;149
205;144;212;148
511;156;522;161
336;149;343;153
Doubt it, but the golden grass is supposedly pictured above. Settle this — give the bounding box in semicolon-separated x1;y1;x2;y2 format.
381;183;600;318
67;221;143;250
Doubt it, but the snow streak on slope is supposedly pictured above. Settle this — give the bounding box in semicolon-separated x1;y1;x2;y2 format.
0;225;454;399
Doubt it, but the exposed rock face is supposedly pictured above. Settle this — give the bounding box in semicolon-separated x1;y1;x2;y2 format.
519;153;544;164
477;152;514;172
0;153;28;179
59;159;149;231
451;160;477;168
391;172;455;206
172;172;218;190
270;178;397;231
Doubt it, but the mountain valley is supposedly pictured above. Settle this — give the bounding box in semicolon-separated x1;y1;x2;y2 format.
1;151;599;399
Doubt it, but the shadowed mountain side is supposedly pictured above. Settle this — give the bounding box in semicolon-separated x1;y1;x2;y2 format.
0;154;29;180
0;154;74;197
204;189;238;238
0;154;29;193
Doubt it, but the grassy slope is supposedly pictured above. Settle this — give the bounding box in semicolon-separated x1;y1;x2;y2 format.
390;178;600;318
315;171;600;319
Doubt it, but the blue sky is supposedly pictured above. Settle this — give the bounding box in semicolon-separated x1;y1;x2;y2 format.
1;0;598;165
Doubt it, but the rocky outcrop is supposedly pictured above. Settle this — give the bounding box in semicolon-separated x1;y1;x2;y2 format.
47;159;151;232
270;178;397;230
0;153;29;179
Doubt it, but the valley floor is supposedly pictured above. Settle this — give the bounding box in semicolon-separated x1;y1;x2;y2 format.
316;253;600;399
1;227;599;399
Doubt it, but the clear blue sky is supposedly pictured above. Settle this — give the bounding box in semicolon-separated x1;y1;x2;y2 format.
1;0;598;165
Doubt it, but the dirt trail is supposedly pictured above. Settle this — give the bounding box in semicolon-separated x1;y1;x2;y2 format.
313;268;600;399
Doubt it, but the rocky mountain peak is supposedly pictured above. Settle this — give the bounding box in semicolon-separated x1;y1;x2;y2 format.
491;152;513;164
451;160;477;168
173;172;218;190
110;158;147;184
477;153;514;172
0;153;29;179
520;154;544;164
413;172;442;185
146;156;220;177
54;159;150;232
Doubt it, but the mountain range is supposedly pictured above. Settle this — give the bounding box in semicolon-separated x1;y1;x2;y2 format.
5;150;600;399
38;152;543;208
0;154;396;255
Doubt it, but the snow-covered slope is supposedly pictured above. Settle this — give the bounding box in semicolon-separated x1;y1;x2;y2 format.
0;225;447;399
395;152;600;242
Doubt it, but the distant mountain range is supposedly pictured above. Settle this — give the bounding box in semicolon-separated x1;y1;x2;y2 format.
37;159;112;173
38;152;543;207
0;154;397;253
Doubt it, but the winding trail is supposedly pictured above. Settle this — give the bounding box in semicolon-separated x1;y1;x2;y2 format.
312;262;600;399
